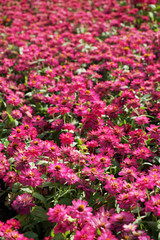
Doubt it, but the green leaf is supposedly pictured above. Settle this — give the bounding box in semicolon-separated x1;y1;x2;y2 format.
140;94;151;102
156;6;160;11
70;142;77;147
77;137;82;145
97;228;101;236
51;229;55;237
8;114;15;124
14;119;19;126
157;220;160;230
53;233;65;240
19;47;23;55
25;92;33;97
134;216;143;225
29;59;45;65
32;192;46;203
64;231;71;237
31;206;48;221
146;221;157;231
58;197;72;205
6;105;13;114
29;162;36;169
9;157;15;164
148;4;156;10
24;231;39;240
1;138;10;147
20;187;32;194
42;182;55;188
153;156;160;164
36;160;49;165
148;12;154;21
25;75;28;83
12;182;20;193
76;68;86;74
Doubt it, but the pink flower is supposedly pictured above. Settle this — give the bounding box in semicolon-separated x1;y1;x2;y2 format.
0;153;10;178
133;147;152;159
59;132;74;145
67;199;93;219
110;212;135;231
47;162;68;181
90;207;111;232
47;204;68;222
6;94;21;106
12;193;35;215
3;171;19;188
119;167;138;182
98;231;118;240
14;154;30;170
123;223;137;233
135;116;149;125
19;168;42;187
53;219;75;234
82;166;105;181
51;119;64;131
63;123;76;131
145;194;160;217
86;140;99;148
135;175;155;190
20;105;33;118
0;143;4;152
132;0;157;4
146;124;160;142
11;110;22;119
74;226;95;240
5;219;21;229
105;176;123;195
88;154;111;168
129;129;148;148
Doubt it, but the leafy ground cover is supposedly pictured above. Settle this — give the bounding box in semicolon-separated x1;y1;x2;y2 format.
0;0;160;239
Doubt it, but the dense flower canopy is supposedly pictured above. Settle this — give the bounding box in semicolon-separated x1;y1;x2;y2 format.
0;0;160;239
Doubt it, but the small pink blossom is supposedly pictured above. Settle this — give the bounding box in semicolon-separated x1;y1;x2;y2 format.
67;199;93;219
12;193;35;215
59;132;74;145
145;194;160;217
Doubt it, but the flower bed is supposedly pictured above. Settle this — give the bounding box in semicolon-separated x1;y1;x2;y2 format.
0;0;160;239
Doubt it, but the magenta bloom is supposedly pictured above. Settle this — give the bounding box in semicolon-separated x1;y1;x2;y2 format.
135;116;149;125
67;199;93;219
145;194;160;217
110;212;135;231
59;132;74;145
12;193;35;215
74;226;95;240
90;207;111;232
11;110;22;119
19;168;42;187
63;123;76;131
47;162;68;181
6;94;21;106
47;204;75;234
0;153;10;179
98;230;118;240
47;204;68;222
132;0;157;4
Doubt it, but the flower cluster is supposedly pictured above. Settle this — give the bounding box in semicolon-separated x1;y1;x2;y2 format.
0;219;33;240
0;0;159;239
12;193;35;215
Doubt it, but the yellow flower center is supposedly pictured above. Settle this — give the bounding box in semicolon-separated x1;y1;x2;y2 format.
77;204;85;212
